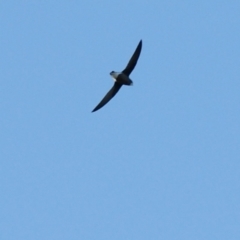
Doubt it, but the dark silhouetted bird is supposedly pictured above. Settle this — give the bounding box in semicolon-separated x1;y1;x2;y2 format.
92;40;142;112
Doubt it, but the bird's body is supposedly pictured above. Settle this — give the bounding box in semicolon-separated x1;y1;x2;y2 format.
110;72;133;85
92;40;142;112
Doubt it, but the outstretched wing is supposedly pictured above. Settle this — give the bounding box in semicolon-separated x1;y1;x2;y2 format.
92;82;122;112
122;40;142;76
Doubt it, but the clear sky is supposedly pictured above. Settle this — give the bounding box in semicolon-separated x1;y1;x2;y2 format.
1;1;240;239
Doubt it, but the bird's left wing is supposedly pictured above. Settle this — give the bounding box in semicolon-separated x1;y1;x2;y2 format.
122;40;142;76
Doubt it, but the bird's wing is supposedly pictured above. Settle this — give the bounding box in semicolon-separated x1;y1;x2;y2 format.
92;82;122;112
122;40;142;76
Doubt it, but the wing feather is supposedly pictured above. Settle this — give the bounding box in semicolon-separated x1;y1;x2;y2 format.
122;40;142;76
92;83;122;112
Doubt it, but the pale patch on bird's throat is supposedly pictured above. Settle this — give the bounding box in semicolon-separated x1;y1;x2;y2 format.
110;71;120;81
111;76;117;82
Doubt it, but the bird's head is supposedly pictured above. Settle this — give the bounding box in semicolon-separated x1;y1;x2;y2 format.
110;71;120;80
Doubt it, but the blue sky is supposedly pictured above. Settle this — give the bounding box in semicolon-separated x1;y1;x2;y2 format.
1;1;240;239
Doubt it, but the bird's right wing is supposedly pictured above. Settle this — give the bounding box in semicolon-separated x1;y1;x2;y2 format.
92;82;122;112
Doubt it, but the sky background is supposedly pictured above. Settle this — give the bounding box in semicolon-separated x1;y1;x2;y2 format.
1;1;240;239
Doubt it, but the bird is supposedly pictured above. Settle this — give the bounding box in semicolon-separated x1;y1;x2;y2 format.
92;40;142;112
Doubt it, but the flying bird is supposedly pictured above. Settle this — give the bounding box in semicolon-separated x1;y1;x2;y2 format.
92;40;142;112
